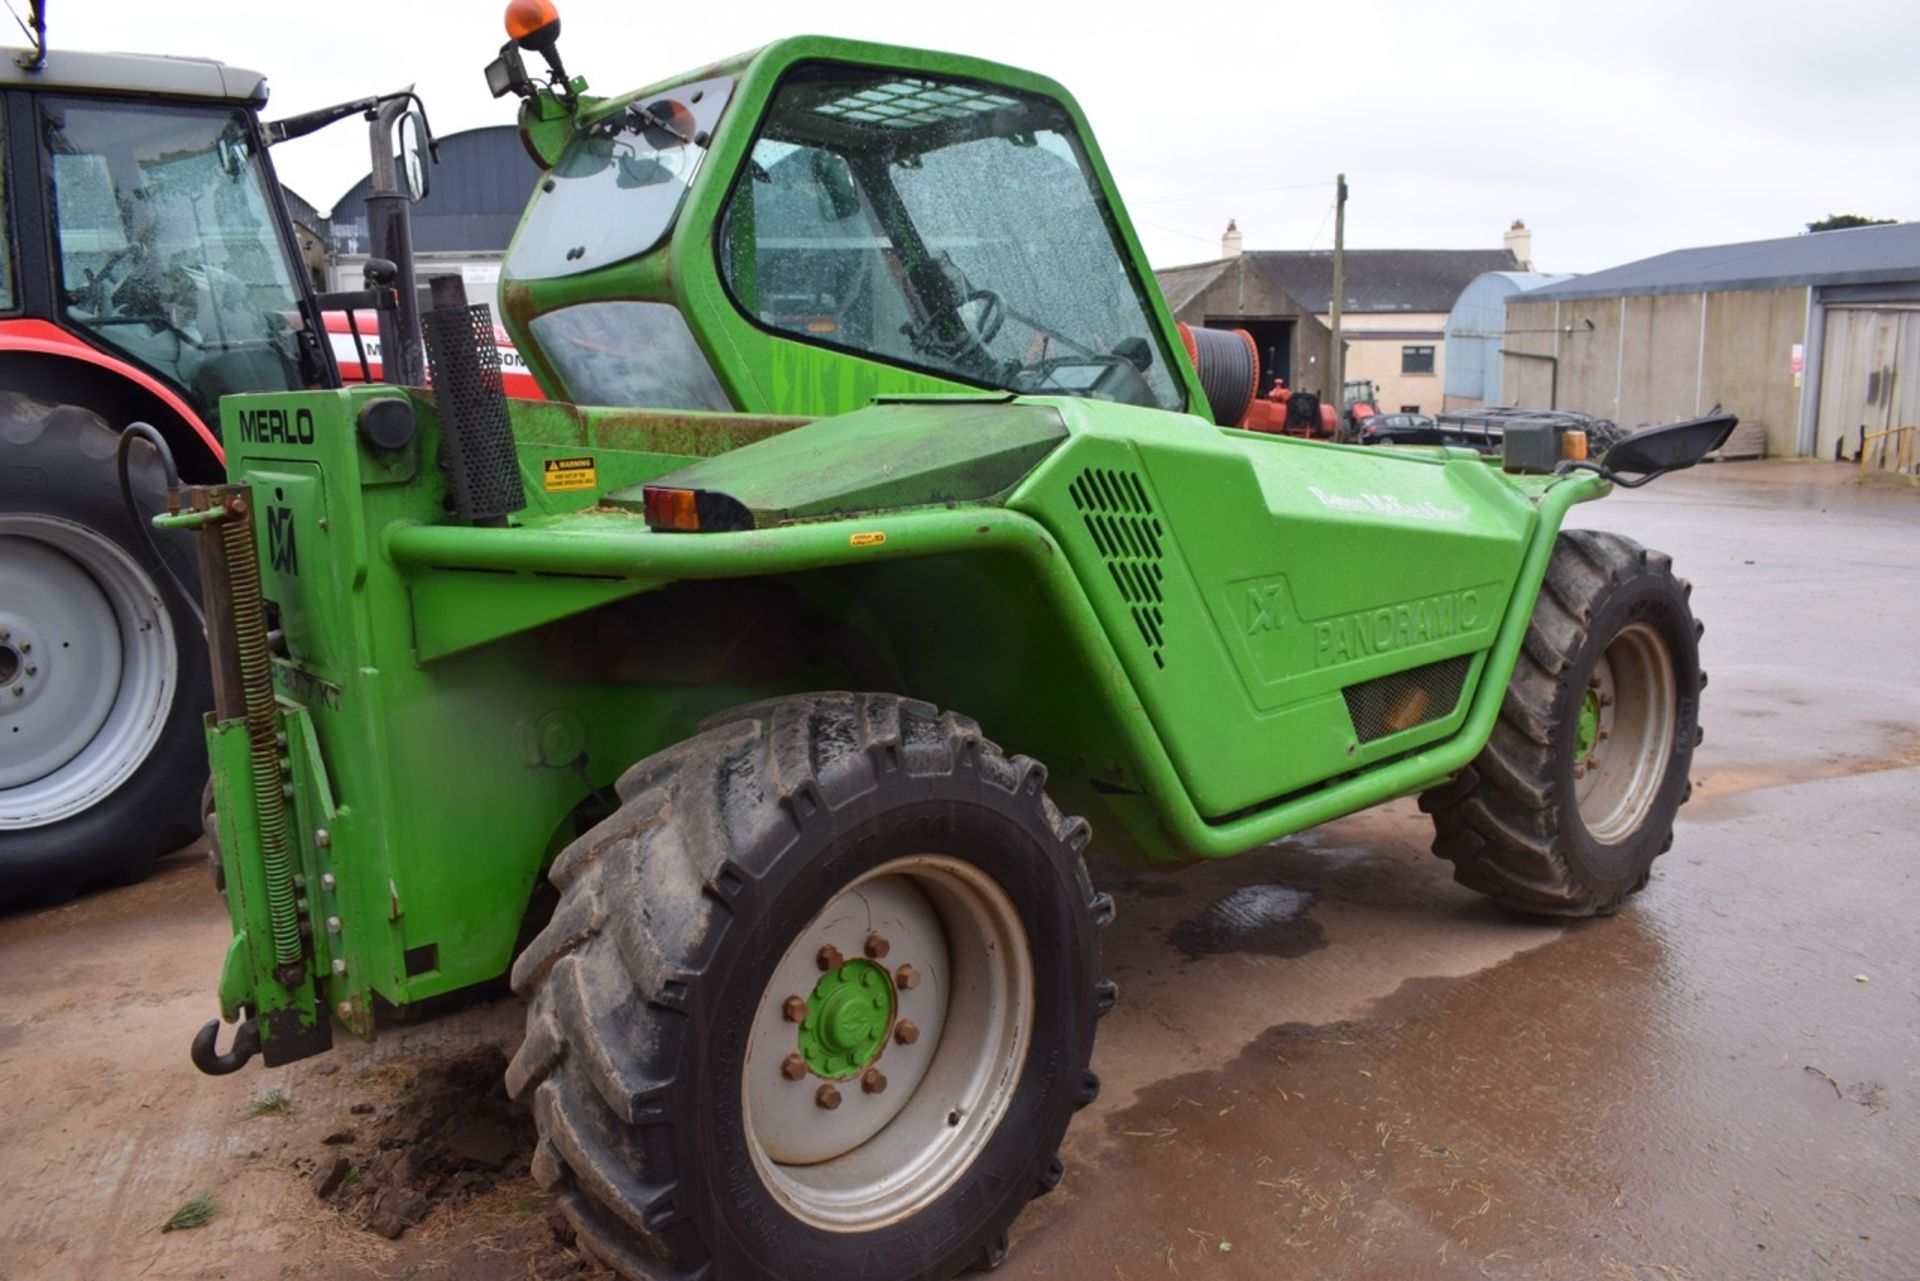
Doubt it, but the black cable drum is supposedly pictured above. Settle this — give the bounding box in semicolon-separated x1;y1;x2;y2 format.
1184;324;1258;426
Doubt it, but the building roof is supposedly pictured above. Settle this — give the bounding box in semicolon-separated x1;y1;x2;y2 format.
1158;248;1519;314
327;125;537;255
281;187;327;234
1524;222;1920;302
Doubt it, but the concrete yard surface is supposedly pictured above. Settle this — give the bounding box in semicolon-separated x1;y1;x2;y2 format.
0;460;1915;1280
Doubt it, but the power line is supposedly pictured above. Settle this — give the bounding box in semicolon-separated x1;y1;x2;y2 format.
1132;179;1335;205
1133;218;1232;247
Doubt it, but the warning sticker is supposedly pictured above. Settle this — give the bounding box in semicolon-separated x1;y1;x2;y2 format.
543;456;597;492
849;531;886;548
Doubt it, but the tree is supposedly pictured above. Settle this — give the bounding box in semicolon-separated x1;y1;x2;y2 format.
1807;214;1898;233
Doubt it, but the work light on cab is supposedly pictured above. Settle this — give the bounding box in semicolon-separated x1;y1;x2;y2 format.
486;0;570;99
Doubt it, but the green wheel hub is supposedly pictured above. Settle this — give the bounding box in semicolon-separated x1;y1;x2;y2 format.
797;958;895;1078
1574;688;1601;762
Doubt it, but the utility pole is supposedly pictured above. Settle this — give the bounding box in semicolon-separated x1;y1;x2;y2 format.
1328;173;1347;403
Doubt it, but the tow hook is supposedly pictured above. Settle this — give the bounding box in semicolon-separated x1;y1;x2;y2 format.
190;1016;261;1075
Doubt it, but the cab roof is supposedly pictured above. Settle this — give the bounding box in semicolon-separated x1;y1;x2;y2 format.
0;47;269;106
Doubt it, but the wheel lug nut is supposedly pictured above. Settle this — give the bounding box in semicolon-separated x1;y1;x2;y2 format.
23;666;35;677
781;1053;807;1081
864;932;890;959
894;963;920;990
861;1067;887;1095
817;944;843;971
782;995;808;1023
894;1019;920;1046
815;1083;842;1110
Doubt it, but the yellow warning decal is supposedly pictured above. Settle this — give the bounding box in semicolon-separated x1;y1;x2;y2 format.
543;456;597;492
849;531;886;548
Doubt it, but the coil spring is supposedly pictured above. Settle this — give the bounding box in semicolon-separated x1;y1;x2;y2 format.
222;508;302;971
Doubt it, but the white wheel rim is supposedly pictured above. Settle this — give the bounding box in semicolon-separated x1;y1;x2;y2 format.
743;855;1034;1232
0;516;178;829
1573;621;1676;843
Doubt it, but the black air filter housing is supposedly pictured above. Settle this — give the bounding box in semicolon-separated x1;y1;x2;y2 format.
421;280;525;526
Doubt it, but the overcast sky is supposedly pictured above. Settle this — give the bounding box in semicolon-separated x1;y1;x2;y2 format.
41;0;1919;274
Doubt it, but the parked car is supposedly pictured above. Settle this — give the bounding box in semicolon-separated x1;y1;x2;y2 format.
1357;412;1455;446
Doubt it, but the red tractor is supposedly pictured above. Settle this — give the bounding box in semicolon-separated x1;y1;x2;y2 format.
0;14;434;903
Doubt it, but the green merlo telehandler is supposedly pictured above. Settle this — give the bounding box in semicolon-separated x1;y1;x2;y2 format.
174;6;1735;1277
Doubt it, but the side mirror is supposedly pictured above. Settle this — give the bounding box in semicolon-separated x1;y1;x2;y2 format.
216;134;247;178
1601;413;1738;477
396;111;433;204
811;149;862;222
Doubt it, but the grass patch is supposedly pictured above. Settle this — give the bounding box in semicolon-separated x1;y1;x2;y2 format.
162;1192;216;1232
248;1088;291;1117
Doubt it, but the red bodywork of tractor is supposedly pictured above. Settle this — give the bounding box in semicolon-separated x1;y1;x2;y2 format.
324;312;544;400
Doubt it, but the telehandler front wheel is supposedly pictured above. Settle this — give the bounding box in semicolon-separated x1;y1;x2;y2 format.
508;693;1112;1281
1420;530;1702;916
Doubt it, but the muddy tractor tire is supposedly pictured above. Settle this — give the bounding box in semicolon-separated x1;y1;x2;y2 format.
508;693;1113;1280
1419;530;1702;916
0;394;210;905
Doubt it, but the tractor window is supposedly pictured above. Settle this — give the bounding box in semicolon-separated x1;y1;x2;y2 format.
530;301;733;411
718;64;1183;412
40;98;306;418
505;76;736;282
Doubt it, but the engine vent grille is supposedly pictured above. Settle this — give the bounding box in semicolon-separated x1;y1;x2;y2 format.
1069;468;1167;669
1342;655;1472;742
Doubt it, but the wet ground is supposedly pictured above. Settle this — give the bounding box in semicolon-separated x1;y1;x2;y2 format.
1;461;1916;1280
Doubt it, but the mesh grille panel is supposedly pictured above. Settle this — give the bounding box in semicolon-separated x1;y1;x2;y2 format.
1069;467;1167;669
813;79;1018;129
423;301;525;525
1342;655;1472;742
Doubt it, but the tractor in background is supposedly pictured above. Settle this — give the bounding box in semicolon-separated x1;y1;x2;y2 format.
0;4;438;904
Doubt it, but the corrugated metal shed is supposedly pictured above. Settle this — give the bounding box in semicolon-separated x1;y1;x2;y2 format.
326;125;538;255
1444;271;1575;405
1524;222;1920;302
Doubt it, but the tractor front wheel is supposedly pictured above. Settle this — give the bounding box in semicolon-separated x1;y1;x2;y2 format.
508;693;1111;1280
1419;529;1702;916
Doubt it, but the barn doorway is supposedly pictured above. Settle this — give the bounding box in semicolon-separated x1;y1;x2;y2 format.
1208;317;1294;395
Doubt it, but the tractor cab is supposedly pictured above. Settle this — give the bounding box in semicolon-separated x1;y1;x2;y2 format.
488;25;1206;420
0;50;331;432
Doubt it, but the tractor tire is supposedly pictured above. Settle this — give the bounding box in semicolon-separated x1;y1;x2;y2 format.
0;393;210;905
508;693;1113;1281
1418;530;1702;916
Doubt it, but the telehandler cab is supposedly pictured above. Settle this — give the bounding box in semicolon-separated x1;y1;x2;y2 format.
177;6;1734;1277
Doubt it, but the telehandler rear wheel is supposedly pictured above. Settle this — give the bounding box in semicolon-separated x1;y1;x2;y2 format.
508;693;1112;1280
1419;530;1702;916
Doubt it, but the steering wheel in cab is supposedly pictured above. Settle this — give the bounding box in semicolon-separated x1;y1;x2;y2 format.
907;288;1006;367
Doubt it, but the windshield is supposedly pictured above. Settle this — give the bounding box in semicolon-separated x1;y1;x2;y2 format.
506;76;735;282
42;98;308;418
718;64;1182;412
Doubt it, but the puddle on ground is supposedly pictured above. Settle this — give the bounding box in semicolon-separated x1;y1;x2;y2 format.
1167;884;1324;958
